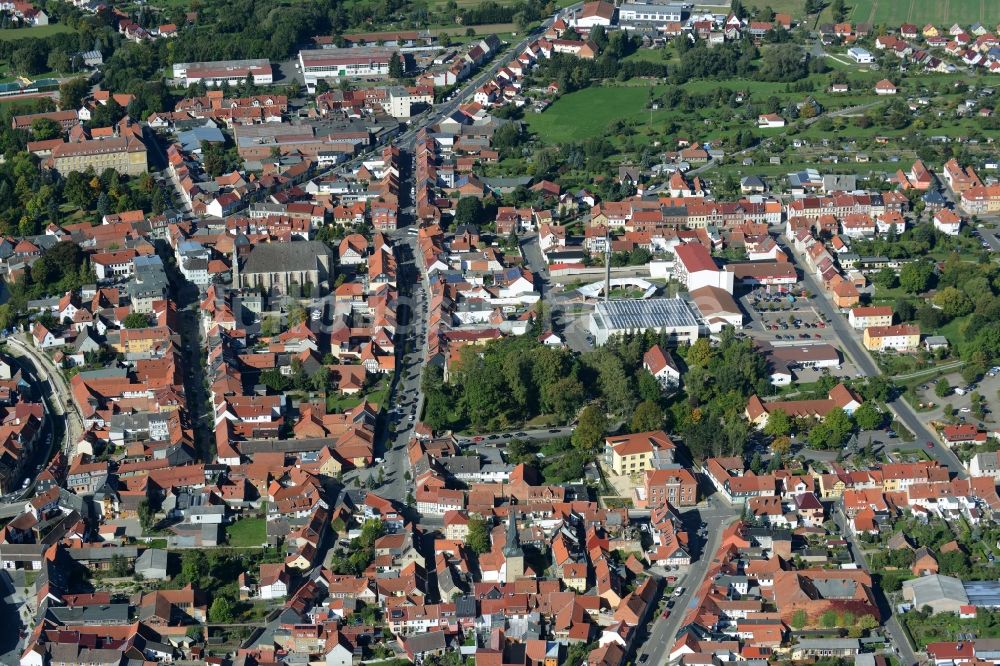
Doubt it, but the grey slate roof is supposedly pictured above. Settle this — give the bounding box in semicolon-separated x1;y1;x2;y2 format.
242;240;334;274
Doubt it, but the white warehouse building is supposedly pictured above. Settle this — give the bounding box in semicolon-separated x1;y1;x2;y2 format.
172;59;273;87
589;298;701;346
299;47;398;92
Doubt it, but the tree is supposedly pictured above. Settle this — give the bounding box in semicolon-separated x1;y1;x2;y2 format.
771;435;791;456
181;550;208;587
453;196;484;228
137;499;155;533
312;366;331;392
791;609;808;629
935;378;951;398
122;312;150;329
853;402;882;431
872;267;899;290
631;400;664;433
565;642;596;666
11;41;46;75
687;338;715;368
47;50;70;75
30;118;61;141
900;260;934;294
572;404;607;455
637;370;662;401
933;286;973;318
756;44;808;82
467;514;491;554
60;78;90;112
808;407;853;450
388;52;404;79
763;409;791;437
209;596;235;623
830;0;846;21
858;614;879;632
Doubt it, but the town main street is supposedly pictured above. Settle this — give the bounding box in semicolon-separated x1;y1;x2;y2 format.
635;499;740;664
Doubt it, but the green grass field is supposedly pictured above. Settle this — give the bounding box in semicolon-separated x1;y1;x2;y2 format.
843;0;992;26
226;517;266;547
0;24;74;40
525;84;664;143
741;0;807;18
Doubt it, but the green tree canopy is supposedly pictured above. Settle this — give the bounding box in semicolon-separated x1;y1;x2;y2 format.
467;514;491;554
122;312;151;329
900;260;934;294
572;404;607;455
631;400;664;433
30;118;61;141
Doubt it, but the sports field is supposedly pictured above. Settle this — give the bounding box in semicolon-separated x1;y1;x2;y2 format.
845;0;995;26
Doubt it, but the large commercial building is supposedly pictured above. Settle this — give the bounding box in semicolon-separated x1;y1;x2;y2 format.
299;47;398;92
172;59;274;87
673;243;735;293
589;298;700;346
618;2;684;28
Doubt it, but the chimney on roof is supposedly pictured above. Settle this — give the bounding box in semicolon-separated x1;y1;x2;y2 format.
604;230;611;302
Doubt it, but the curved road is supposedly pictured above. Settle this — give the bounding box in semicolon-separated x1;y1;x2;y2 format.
8;335;83;459
778;236;966;477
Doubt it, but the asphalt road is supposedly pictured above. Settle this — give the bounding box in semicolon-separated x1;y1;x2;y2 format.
777;235;967;477
834;506;918;666
8;335;82;460
343;4;583;508
635;501;740;664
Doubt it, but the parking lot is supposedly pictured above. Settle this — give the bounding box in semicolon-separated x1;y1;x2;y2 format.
910;369;1000;431
740;290;834;338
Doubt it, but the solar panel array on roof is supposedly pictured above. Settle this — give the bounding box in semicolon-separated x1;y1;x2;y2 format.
596;298;699;330
964;580;1000;608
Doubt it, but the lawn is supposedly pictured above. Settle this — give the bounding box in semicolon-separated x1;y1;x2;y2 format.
226;517;266;547
622;47;673;64
742;0;807;18
935;315;970;352
0;24;74;40
326;379;390;413
525;84;666;143
841;0;993;26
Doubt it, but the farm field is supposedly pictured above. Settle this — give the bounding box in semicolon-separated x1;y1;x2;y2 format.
0;24;74;40
844;0;993;27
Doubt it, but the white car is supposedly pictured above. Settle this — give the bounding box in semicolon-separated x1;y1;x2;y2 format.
960;407;971;413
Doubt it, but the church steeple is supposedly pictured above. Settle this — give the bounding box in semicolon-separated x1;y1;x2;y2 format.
503;509;523;557
503;508;524;582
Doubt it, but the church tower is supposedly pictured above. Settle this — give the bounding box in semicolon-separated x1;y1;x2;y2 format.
503;509;525;582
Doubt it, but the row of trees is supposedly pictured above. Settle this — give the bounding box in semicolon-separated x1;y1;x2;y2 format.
421;330;674;435
670;331;769;461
